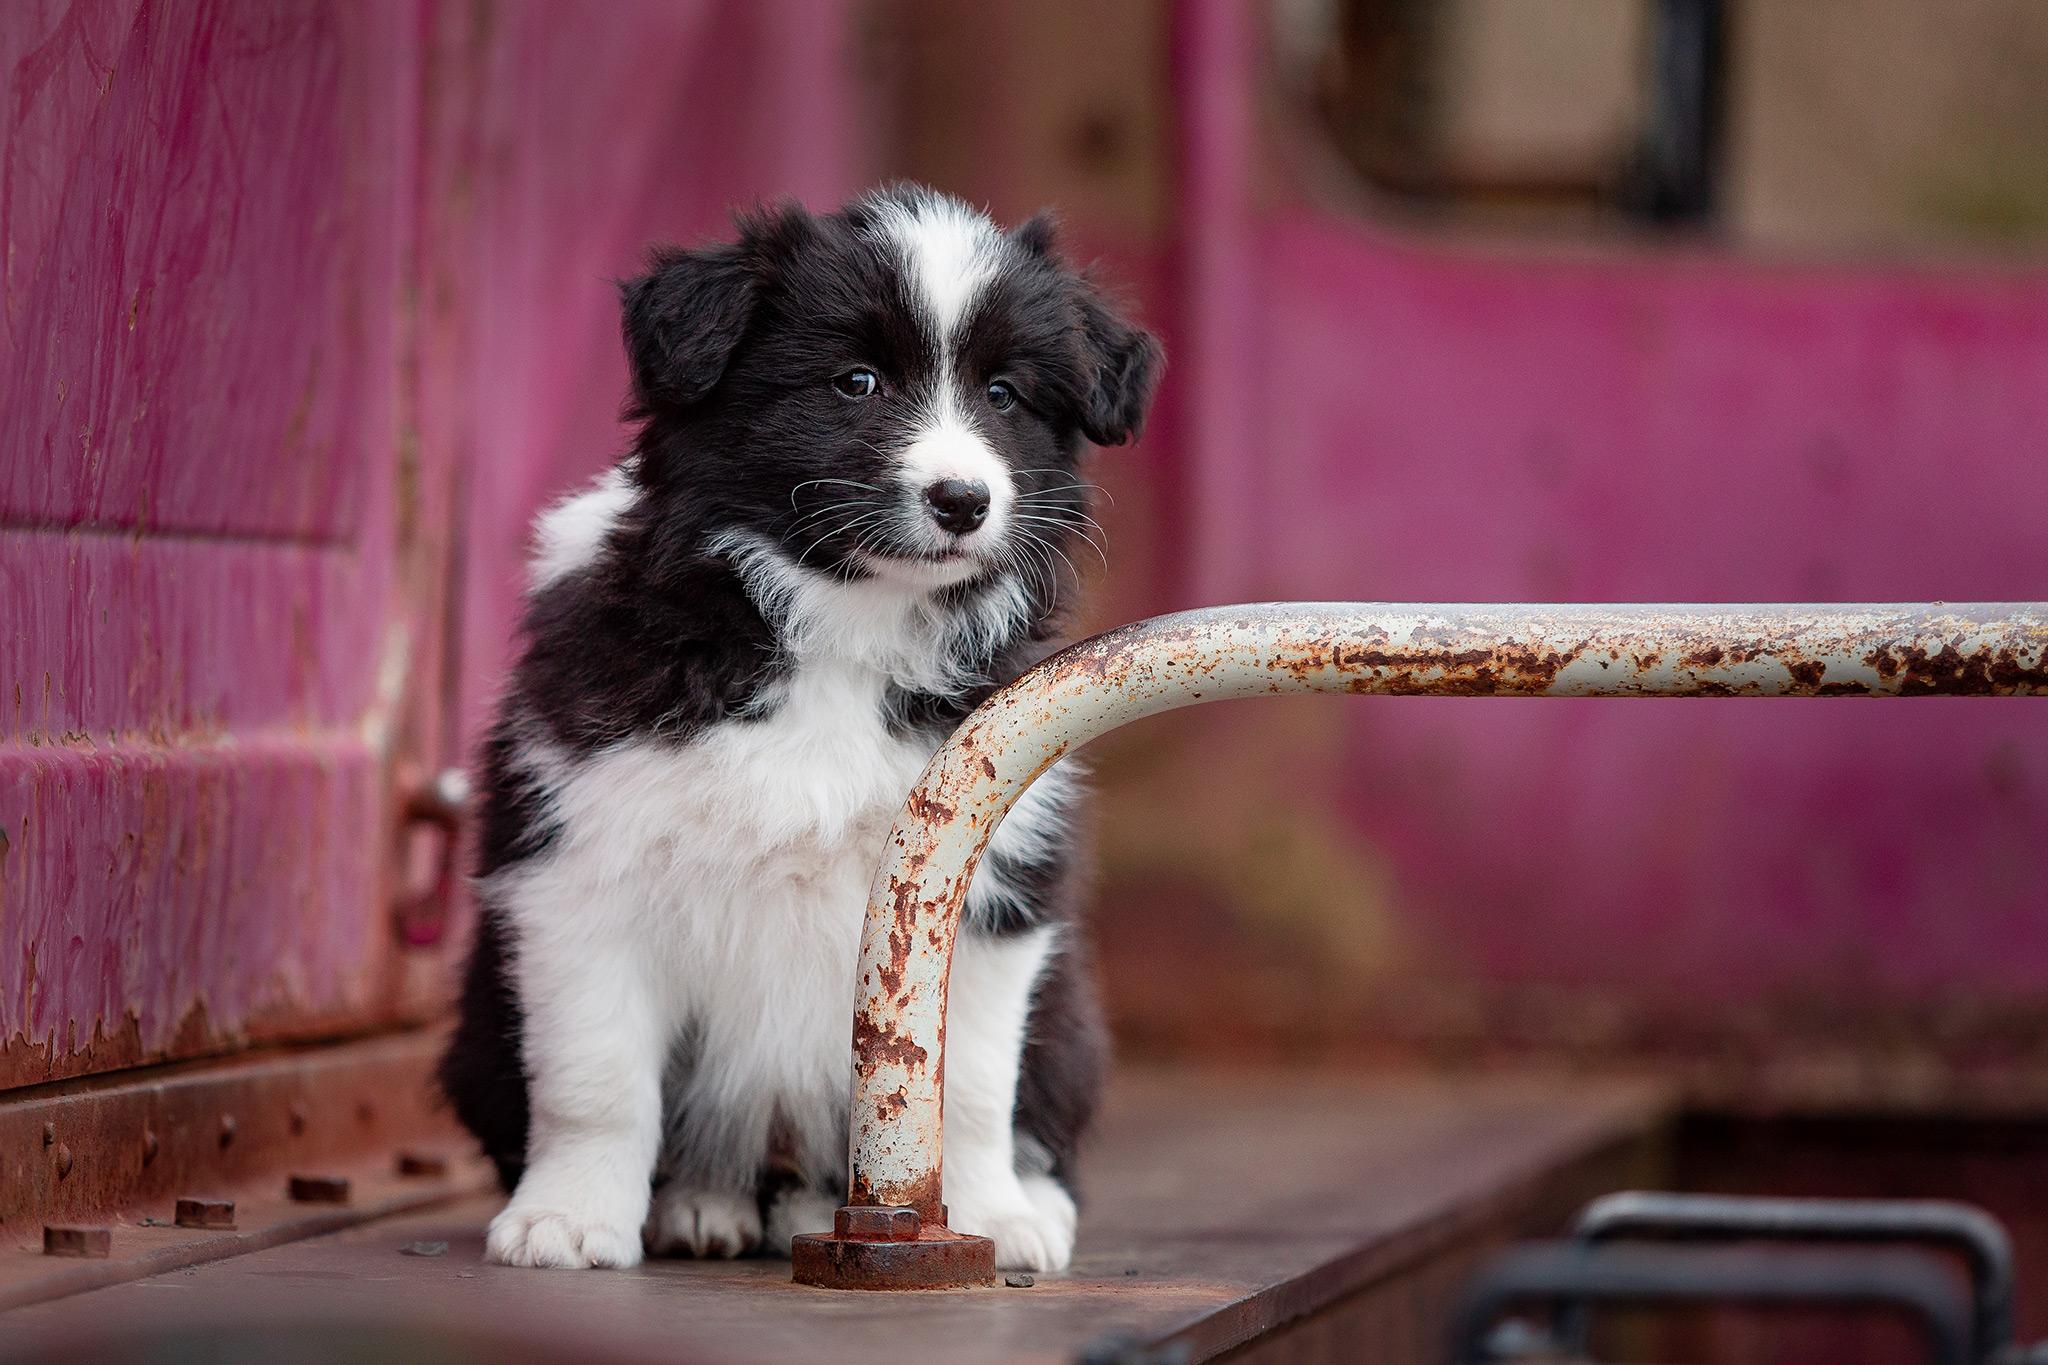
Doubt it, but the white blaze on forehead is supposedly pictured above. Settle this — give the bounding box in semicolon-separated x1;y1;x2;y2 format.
862;191;1017;563
867;191;1006;344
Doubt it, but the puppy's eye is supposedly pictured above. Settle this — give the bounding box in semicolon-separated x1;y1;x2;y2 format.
833;368;879;399
986;380;1018;412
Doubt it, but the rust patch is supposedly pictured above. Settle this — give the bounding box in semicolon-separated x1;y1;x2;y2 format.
1786;659;1827;689
1330;641;1578;695
852;1014;929;1072
904;790;956;824
1891;642;2048;696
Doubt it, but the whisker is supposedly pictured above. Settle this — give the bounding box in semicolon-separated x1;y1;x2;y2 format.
1008;536;1055;605
1010;504;1108;538
796;508;891;564
785;497;880;536
1012;505;1110;539
1012;514;1109;570
790;477;881;501
994;529;1047;602
1010;524;1080;594
1035;530;1084;586
1016;482;1115;507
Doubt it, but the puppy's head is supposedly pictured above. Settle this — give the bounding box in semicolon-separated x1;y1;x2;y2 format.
620;185;1161;591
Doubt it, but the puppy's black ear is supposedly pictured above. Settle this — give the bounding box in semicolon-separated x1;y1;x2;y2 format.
620;241;755;417
1011;209;1060;260
1074;279;1163;447
621;202;823;417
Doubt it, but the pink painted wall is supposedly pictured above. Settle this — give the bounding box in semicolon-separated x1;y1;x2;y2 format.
1090;11;2048;1102
1;0;864;1087
6;0;2041;1105
2;0;418;1085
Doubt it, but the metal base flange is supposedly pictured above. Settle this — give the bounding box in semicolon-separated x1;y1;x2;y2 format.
791;1205;996;1290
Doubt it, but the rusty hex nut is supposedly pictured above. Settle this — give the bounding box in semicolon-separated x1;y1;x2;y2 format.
833;1205;921;1242
43;1225;111;1258
174;1197;236;1229
395;1149;449;1178
288;1174;351;1204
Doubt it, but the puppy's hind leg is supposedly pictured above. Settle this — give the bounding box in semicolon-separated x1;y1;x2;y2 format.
645;1183;764;1259
760;1184;839;1257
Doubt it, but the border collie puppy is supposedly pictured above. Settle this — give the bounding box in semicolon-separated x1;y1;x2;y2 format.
439;185;1161;1272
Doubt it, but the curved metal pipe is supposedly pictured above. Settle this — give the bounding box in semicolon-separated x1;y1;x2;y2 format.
799;601;2048;1288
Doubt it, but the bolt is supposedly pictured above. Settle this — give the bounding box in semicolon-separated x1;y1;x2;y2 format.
833;1205;920;1242
288;1174;351;1204
141;1128;160;1165
42;1122;55;1146
174;1197;236;1230
396;1150;448;1178
53;1143;73;1178
217;1114;237;1147
43;1226;110;1258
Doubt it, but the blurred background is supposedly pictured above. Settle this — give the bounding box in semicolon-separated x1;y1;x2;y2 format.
4;1;2046;1359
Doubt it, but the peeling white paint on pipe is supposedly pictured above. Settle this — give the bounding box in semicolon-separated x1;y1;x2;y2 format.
844;602;2048;1217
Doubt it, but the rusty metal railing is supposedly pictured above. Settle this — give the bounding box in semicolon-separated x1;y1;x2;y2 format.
790;603;2048;1290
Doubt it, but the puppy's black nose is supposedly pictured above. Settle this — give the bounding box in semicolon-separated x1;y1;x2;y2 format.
923;478;991;536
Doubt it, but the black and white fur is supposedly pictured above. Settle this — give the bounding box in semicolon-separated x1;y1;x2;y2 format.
438;186;1161;1272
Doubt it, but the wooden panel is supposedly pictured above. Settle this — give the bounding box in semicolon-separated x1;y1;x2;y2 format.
1;0;393;542
0;0;421;1087
1;0;869;1088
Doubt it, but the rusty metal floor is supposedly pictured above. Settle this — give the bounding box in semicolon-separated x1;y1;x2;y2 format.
3;1070;1670;1364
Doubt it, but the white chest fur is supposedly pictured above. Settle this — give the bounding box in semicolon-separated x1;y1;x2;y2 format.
490;525;1071;1248
495;651;938;1176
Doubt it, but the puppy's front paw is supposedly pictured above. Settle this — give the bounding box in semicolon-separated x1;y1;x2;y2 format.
487;1201;644;1270
644;1185;762;1258
948;1173;1077;1272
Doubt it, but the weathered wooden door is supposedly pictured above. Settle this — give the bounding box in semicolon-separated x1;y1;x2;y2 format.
1;0;863;1092
2;1;456;1086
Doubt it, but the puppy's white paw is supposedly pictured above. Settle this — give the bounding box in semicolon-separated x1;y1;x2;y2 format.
644;1185;762;1258
487;1200;645;1270
948;1174;1077;1272
762;1186;839;1256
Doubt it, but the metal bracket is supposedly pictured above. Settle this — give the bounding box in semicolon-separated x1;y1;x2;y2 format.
1449;1241;1974;1365
1564;1191;2016;1358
